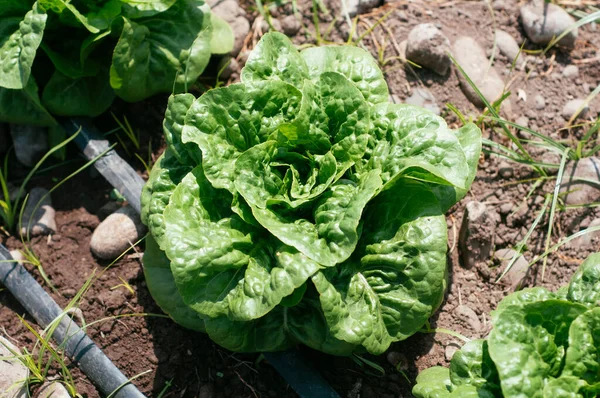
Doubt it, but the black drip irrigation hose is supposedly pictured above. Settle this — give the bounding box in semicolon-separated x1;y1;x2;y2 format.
62;118;341;398
0;245;145;398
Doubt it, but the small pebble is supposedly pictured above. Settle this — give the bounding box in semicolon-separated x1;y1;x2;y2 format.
406;24;452;76
9;125;48;168
37;382;70;398
90;205;146;260
534;95;546;110
562;65;579;79
0;336;28;398
520;1;578;47
280;15;301;35
562;99;589;120
20;187;56;237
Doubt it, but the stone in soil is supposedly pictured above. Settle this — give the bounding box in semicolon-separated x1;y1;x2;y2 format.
494;248;530;289
562;65;579;79
406;24;452;76
90;205;146;260
534;94;546;110
459;201;497;269
562;99;588;120
567;218;600;249
452;36;505;108
36;382;71;398
454;304;482;332
405;87;440;115
495;30;522;63
20;187;56;237
0;336;28;398
9;124;48;167
280;15;301;35
520;0;578;48
208;0;249;56
561;157;600;205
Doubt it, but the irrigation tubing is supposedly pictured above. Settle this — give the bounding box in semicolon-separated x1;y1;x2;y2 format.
0;245;145;398
62;118;341;398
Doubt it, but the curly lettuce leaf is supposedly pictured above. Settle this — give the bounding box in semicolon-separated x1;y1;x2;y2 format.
140;149;192;249
121;0;177;18
301;45;388;106
312;179;447;354
241;31;309;88
163;166;323;321
488;300;588;398
164;93;200;166
0;2;47;90
143;234;206;332
449;339;500;394
563;307;600;384
366;103;471;190
182;80;304;192
567;253;600;306
110;0;212;102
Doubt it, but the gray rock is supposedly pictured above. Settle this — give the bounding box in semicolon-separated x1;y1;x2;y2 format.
280;15;301;36
445;344;459;361
453;36;505;108
344;0;380;17
454;304;482;332
260;18;282;34
20;187;56;237
562;99;588;120
562;65;579;79
459;201;497;269
567;218;600;249
90;205;146;260
405;87;441;115
497;161;513;179
210;0;249;56
492;0;506;10
515;116;529;129
561;157;600;205
0;336;28;398
495;30;522;63
9;124;48;167
494;248;530;289
219;57;239;80
535;94;546;110
406;24;452;76
37;382;70;398
520;0;578;48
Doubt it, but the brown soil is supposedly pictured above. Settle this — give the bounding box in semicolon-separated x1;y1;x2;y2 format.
1;0;599;397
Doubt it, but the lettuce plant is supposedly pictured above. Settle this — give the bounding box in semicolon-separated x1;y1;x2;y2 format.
0;0;233;125
413;253;600;398
141;32;482;355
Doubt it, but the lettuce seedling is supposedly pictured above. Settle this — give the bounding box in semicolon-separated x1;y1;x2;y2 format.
0;0;233;125
413;252;600;397
141;32;482;355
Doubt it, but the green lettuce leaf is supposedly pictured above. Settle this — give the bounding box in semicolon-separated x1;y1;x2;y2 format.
121;0;178;18
182;80;304;192
0;2;47;89
567;252;600;306
143;234;206;332
41;68;114;116
0;77;54;125
110;0;212;102
312;179;447;354
301;45;388;106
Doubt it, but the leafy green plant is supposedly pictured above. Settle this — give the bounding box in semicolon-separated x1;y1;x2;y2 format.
0;0;234;126
413;252;600;398
141;32;481;355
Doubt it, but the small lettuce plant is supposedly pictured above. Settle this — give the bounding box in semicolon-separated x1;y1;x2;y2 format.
0;0;233;125
141;32;482;355
413;253;600;397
